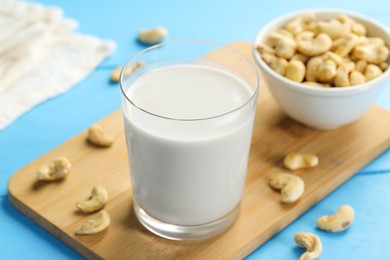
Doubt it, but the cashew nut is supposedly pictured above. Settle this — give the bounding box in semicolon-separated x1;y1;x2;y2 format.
76;186;108;213
367;37;385;46
297;33;332;56
317;18;351;39
316;205;355;232
138;26;167;45
37;157;71;181
111;66;123;83
257;44;276;55
294;232;322;260
275;29;294;39
110;61;145;83
355;36;369;46
261;53;288;75
364;64;383;81
355;60;367;73
356;36;385;47
76;210;111;235
336;14;355;24
352;44;389;64
295;31;315;42
269;173;304;203
334;61;356;87
285;13;315;35
332;33;358;57
349;70;366;85
284;153;319;170
305;56;324;82
285;60;306;82
323;51;344;66
316;60;337;82
290;53;309;64
379;61;389;71
87;124;114;147
265;32;297;59
351;23;367;36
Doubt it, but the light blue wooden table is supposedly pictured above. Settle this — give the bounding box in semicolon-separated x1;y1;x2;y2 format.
1;0;389;259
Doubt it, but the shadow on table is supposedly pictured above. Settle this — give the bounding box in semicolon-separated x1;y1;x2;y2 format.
1;197;84;259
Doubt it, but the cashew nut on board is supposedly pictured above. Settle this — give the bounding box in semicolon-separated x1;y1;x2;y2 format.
76;186;108;213
294;232;323;260
284;153;319;171
76;210;111;235
316;205;355;232
257;13;389;86
268;173;304;203
138;26;167;45
37;157;71;181
87;124;114;147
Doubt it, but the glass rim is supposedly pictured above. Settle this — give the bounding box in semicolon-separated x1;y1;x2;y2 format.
119;40;260;122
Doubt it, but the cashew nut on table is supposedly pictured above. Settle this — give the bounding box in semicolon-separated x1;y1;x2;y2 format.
316;205;355;232
257;13;389;87
269;173;305;203
110;61;145;83
284;152;319;171
87;124;114;147
294;232;322;260
138;26;167;45
36;157;71;181
76;210;111;235
76;186;108;213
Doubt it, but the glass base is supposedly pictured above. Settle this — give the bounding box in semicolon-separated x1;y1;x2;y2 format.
133;200;240;240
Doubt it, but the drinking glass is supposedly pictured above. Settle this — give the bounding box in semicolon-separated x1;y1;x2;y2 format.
120;41;259;240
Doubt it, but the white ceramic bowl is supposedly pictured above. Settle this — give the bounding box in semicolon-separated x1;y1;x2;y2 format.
254;9;390;130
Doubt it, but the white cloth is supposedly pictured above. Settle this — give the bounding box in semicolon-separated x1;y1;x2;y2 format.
0;0;116;130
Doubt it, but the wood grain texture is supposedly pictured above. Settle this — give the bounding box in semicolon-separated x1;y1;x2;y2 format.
8;42;390;259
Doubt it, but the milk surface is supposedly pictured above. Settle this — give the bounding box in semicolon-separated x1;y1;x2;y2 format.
124;64;255;225
128;64;251;119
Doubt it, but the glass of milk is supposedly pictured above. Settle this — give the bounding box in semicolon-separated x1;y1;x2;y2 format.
120;41;259;240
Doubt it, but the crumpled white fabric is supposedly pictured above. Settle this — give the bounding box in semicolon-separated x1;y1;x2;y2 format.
0;0;116;130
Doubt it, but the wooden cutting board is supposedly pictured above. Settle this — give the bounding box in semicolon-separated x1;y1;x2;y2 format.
8;42;390;260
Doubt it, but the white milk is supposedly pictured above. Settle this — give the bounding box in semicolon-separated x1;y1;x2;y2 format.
123;64;255;226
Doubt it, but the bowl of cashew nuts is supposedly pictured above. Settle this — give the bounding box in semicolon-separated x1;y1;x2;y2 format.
254;9;390;130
